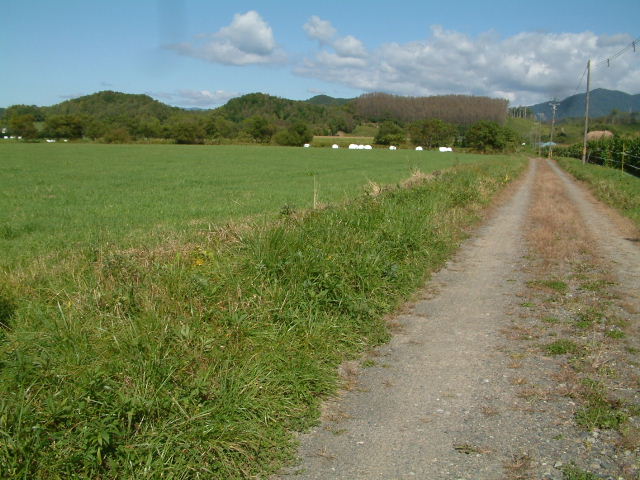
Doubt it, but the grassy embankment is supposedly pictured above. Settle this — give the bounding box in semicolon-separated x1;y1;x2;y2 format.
557;157;640;228
0;144;526;478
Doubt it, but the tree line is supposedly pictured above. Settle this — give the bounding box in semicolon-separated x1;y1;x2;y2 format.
352;92;508;125
1;90;516;150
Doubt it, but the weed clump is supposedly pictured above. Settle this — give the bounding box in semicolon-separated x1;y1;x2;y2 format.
546;339;580;355
575;379;628;430
560;463;599;480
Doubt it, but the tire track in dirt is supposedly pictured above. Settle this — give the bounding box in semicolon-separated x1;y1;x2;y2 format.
547;159;640;306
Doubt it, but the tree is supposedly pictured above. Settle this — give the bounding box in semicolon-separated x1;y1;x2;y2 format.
273;122;312;146
171;118;206;144
206;115;238;139
464;121;519;152
9;114;37;139
244;115;276;143
374;121;405;145
408;119;456;147
4;105;44;122
102;127;131;144
44;114;84;138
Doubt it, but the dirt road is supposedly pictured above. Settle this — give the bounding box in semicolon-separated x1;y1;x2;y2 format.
277;158;640;480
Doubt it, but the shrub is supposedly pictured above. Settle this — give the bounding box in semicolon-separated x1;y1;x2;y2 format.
465;120;519;153
373;121;405;145
408;119;456;147
273;122;312;146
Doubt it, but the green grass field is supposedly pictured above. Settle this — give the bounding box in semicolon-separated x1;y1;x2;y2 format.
1;143;485;269
0;143;526;478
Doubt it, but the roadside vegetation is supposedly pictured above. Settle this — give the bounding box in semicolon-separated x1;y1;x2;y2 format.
556;137;640;177
0;154;525;478
557;157;640;227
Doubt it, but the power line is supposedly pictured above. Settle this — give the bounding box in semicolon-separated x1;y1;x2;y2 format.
573;64;589;96
592;37;639;70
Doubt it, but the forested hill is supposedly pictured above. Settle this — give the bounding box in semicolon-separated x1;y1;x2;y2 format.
529;89;640;121
45;91;182;121
215;93;352;132
305;95;352;106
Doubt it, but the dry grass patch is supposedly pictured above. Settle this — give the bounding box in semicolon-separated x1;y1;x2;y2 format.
527;160;592;263
503;453;533;480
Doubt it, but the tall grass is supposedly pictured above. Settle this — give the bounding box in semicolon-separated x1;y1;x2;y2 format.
557;157;640;228
0;151;525;478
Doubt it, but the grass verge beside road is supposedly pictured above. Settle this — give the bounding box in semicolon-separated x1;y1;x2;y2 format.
557;157;640;228
0;155;525;479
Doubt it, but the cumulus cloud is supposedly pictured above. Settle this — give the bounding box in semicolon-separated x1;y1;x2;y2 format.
303;16;368;60
303;15;336;44
296;24;638;105
333;35;367;58
149;89;238;107
166;11;285;66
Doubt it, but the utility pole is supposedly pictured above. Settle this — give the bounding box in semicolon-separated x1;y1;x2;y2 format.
581;59;591;164
548;102;559;159
536;115;542;157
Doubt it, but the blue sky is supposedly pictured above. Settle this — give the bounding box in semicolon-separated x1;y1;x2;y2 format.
2;0;639;108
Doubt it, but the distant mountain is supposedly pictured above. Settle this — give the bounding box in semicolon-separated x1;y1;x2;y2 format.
529;89;640;121
305;95;352;106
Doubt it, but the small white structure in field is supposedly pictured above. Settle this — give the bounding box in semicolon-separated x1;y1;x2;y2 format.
357;144;365;149
3;136;7;139
9;136;15;139
364;145;372;150
46;139;56;143
332;144;339;149
303;143;310;148
415;146;423;151
63;139;69;142
17;136;22;140
438;147;453;152
348;144;358;149
389;145;397;150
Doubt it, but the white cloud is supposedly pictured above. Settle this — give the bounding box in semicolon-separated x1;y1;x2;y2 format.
333;35;367;58
149;89;238;107
303;16;368;60
217;11;276;55
303;15;336;44
296;25;639;105
166;11;285;66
